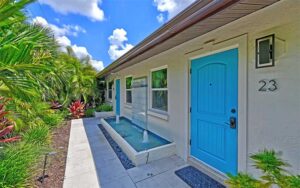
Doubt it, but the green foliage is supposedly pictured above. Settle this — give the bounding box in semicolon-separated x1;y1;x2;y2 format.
51;53;98;106
227;173;260;188
288;176;300;188
0;10;58;101
151;68;167;88
126;77;132;89
85;108;95;117
227;150;300;188
41;111;64;127
0;143;41;188
95;104;113;112
0;0;34;27
22;125;50;145
0;0;99;186
0;0;98;104
7;99;65;132
251;150;288;186
58;109;70;120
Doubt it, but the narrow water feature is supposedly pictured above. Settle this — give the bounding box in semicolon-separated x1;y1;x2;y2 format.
105;117;170;152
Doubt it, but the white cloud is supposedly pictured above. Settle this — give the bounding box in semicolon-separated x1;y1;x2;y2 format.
63;24;86;37
108;44;134;61
33;16;48;26
90;59;104;71
108;28;134;60
56;36;71;51
153;0;195;22
32;16;104;71
39;0;104;21
72;45;104;71
32;16;86;37
108;28;128;46
71;45;89;59
156;13;165;23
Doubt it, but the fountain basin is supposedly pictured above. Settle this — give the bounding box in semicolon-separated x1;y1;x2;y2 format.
100;117;176;165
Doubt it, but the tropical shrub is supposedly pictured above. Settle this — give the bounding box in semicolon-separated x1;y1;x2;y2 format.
0;0;98;186
50;53;98;106
68;100;85;119
227;150;300;188
8;100;51;131
0;97;20;143
85;108;95;117
95;104;113;112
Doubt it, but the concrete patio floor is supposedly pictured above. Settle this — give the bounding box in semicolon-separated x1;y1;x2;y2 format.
63;118;190;188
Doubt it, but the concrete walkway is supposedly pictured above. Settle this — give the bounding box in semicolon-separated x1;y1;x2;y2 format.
63;118;189;188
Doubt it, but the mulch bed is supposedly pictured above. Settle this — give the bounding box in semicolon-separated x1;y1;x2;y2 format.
34;121;71;188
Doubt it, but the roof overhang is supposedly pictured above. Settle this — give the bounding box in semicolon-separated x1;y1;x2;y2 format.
97;0;279;78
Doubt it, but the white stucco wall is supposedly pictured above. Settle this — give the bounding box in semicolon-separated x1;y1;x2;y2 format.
104;0;300;175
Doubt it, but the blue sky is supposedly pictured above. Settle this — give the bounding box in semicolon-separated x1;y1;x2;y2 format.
26;0;195;71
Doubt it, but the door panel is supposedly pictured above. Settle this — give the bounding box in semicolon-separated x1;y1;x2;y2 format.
197;63;226;115
115;79;120;116
191;48;238;175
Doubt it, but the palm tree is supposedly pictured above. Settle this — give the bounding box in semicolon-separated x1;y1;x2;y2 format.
0;0;99;108
53;51;98;105
0;0;58;101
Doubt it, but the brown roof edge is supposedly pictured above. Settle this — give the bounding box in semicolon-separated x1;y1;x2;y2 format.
97;0;240;78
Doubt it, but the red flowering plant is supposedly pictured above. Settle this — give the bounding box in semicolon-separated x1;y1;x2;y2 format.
0;97;21;143
68;100;85;119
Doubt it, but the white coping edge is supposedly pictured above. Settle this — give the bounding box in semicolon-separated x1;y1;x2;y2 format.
94;111;114;118
100;118;176;166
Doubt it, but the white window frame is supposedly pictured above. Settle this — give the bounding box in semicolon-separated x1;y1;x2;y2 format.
149;65;168;113
107;81;113;101
125;75;133;104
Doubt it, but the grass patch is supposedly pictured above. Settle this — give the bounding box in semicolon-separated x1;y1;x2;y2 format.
41;111;64;127
95;104;113;112
22;125;50;146
0;143;43;188
0;109;66;187
85;108;95;117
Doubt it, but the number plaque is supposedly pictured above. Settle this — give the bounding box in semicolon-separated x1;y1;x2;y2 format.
258;79;278;92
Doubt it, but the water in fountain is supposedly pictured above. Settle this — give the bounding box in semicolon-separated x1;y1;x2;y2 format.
132;77;149;143
116;115;120;124
142;130;149;143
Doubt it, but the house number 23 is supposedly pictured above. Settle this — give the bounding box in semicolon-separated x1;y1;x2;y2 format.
258;79;278;92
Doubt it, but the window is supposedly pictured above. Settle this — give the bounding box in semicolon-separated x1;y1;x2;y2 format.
125;76;132;104
108;81;113;100
151;67;168;112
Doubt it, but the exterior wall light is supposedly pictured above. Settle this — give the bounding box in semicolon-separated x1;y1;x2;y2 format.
256;34;275;68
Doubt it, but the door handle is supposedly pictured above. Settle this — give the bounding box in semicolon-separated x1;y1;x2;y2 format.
225;117;236;129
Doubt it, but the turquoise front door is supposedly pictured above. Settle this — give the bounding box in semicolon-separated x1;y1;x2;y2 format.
190;48;238;175
115;79;120;116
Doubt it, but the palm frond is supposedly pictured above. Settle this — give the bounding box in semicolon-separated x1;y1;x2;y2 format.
0;0;34;27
